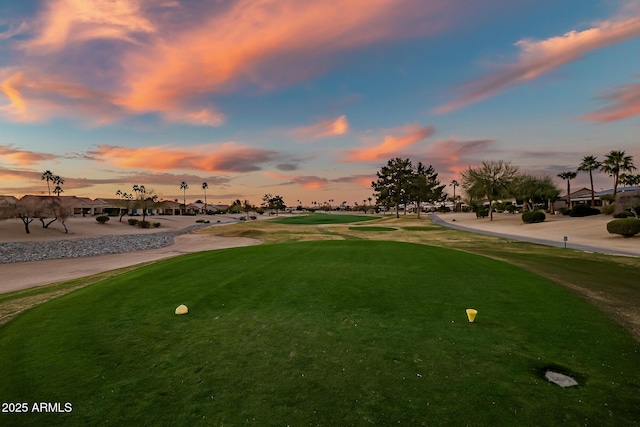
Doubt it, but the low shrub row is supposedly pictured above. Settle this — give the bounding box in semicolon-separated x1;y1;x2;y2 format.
522;210;546;224
569;204;600;217
96;216;110;224
607;218;640;237
126;218;160;228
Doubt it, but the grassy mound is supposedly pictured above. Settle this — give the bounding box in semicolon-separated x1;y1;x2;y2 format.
1;241;639;426
271;213;378;225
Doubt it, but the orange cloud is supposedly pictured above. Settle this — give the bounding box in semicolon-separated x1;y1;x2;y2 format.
344;125;434;162
117;0;453;118
421;138;494;176
292;115;349;140
21;0;155;52
435;13;640;113
0;70;122;123
581;78;640;122
88;143;278;173
0;144;58;165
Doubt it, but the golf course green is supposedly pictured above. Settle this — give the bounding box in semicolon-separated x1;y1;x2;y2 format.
1;240;638;426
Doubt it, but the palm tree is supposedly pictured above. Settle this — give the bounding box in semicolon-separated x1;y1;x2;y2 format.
601;150;636;198
577;155;601;207
180;181;189;214
41;170;55;195
202;182;208;212
450;179;459;212
557;171;578;209
116;189;123;199
53;185;63;196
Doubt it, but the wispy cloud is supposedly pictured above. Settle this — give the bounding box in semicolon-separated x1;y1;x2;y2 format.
421;138;496;177
0;144;58;165
435;11;640;113
87;143;279;173
292;115;349;140
0;20;28;41
20;0;155;52
581;78;640;122
344;125;434;162
267;172;374;190
0;70;123;123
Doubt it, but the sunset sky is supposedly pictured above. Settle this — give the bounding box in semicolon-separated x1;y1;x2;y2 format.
1;0;639;206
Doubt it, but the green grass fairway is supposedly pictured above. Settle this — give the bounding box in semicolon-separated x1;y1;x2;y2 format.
1;241;639;426
271;213;378;224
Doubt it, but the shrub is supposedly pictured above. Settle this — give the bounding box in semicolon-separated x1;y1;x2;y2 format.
239;217;247;221
96;215;110;224
249;216;257;220
153;222;161;228
558;207;571;216
504;205;516;213
476;208;488;218
606;218;640;237
127;218;138;226
522;210;546;224
601;205;615;215
614;212;632;218
137;220;151;228
569;204;600;217
196;219;205;223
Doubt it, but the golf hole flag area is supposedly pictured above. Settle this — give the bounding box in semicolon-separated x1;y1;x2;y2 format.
1;241;639;426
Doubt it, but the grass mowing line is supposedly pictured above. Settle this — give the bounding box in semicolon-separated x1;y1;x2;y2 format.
1;240;639;426
270;213;379;225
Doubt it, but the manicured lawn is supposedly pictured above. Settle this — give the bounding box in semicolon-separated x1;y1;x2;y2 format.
271;213;378;224
1;241;639;426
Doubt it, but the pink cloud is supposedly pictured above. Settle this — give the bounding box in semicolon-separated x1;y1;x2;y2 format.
0;144;58;165
116;0;457;119
344;125;434;162
422;138;495;176
88;143;278;173
20;0;155;52
435;13;640;113
292;115;349;140
0;70;123;123
581;78;640;122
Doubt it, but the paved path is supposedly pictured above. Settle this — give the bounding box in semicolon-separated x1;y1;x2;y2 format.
430;214;640;258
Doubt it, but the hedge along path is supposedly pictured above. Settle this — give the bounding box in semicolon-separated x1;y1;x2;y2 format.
1;215;639;342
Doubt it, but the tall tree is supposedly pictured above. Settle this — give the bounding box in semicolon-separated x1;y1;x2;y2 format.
509;174;559;212
410;162;445;219
557;171;578;209
601;150;636;198
180;181;189;214
577;155;601;207
41;170;55;196
461;161;519;221
132;185;157;222
262;194;286;215
450;179;459;212
371;158;414;218
202;182;209;212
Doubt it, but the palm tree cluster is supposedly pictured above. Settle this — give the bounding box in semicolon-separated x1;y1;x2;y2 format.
561;150;637;208
41;170;64;196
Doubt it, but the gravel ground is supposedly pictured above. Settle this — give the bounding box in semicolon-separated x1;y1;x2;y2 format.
0;224;208;263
